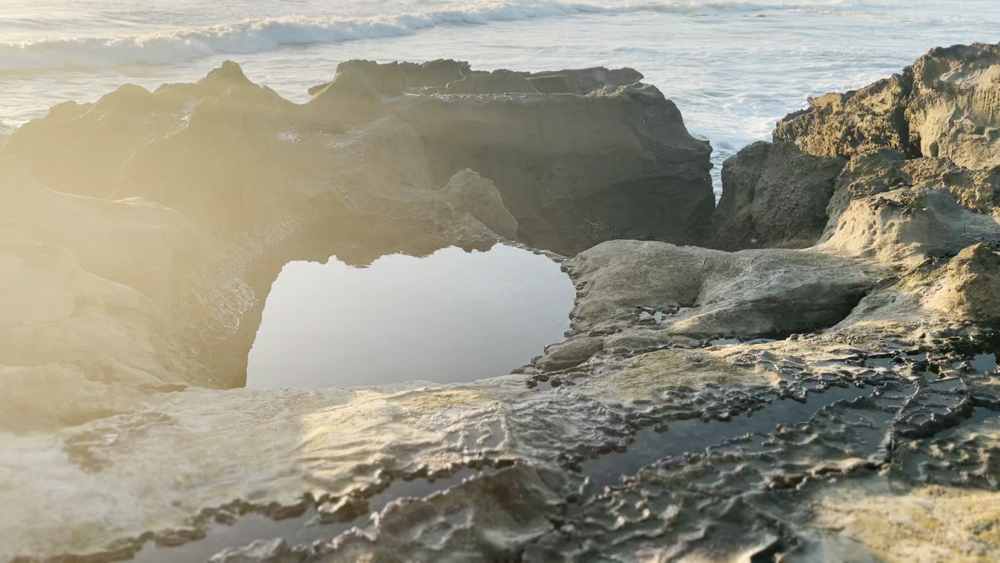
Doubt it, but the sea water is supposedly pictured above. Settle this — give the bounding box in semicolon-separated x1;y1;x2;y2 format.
2;0;999;194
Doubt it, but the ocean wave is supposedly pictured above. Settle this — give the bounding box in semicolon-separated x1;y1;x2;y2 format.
0;0;861;71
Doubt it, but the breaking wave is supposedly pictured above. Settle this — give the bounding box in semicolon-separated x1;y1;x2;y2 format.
0;0;857;71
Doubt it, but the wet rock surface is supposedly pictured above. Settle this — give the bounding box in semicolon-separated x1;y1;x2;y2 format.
6;45;1000;562
25;341;996;562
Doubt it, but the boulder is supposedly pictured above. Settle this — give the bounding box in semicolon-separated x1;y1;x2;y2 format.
824;151;1000;238
567;240;880;339
810;149;1000;268
707;141;846;250
535;336;605;371
822;150;910;233
820;187;1000;267
927;243;1000;323
901;156;1000;212
442;169;519;240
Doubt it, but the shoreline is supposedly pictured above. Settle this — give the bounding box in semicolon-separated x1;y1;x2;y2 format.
4;44;1000;561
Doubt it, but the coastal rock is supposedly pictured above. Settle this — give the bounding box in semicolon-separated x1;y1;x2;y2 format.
523;67;643;95
444;69;539;94
396;82;714;253
901;156;1000;212
304;59;712;253
567;239;881;339
907;43;1000;169
820;187;1000;267
0;364;151;433
927;243;1000;323
812;149;1000;270
0;163;212;302
307;59;473;95
403;59;473;88
822;150;910;233
773;72;912;158
7;48;1000;563
774;42;1000;171
820;151;1000;248
809;482;1000;562
0;236;169;431
0;164;213;429
209;538;293;563
308;62;642;97
2;61;292;200
442;169;519;239
708;141;846;250
0;59;711;399
535;336;605;371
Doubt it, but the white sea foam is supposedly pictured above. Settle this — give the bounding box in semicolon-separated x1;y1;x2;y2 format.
0;0;859;71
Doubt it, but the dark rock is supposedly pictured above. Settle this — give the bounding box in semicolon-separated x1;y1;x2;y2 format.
396;82;714;254
707;141;846;250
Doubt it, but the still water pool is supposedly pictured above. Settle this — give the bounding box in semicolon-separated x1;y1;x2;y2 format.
246;244;574;389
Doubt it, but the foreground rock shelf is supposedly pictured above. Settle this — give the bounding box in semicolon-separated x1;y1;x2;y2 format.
4;45;1000;561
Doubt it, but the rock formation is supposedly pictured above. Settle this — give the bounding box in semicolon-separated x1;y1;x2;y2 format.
441;169;519;240
773;72;913;158
0;58;713;397
5;45;1000;563
775;42;1000;170
708;141;846;250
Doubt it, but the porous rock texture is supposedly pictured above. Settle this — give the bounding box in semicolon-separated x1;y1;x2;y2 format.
775;42;1000;171
6;46;1000;563
773;72;913;158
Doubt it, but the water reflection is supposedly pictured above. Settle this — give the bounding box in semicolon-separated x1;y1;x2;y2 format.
246;244;574;389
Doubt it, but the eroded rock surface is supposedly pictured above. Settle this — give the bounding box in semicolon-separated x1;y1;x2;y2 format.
774;72;913;158
0;58;712;399
567;239;881;339
5;46;1000;563
708;141;847;250
775;42;1000;171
